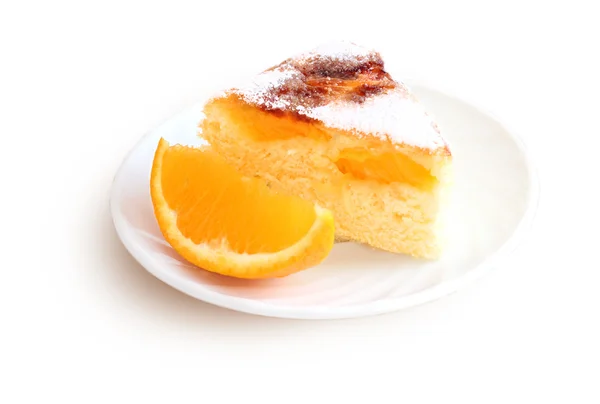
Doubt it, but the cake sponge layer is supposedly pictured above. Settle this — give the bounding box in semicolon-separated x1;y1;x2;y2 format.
201;95;452;259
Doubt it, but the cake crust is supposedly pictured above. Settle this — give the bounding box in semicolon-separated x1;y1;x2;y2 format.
226;41;451;156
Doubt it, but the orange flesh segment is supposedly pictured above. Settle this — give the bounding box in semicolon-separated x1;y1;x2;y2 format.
161;145;317;254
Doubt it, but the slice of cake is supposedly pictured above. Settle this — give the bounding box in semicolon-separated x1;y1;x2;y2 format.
200;41;452;259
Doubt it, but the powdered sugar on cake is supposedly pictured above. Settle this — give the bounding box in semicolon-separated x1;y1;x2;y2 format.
303;89;445;150
235;67;301;110
231;41;448;152
294;41;377;62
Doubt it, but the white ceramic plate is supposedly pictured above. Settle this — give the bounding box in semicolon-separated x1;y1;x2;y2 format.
110;82;539;320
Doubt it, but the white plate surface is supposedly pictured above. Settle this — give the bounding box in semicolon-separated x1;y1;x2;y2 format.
110;82;539;320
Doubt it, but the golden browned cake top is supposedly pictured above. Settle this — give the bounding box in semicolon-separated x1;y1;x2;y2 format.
228;41;450;153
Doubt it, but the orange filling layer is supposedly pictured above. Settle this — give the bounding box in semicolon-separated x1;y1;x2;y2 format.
221;96;330;141
334;148;435;188
217;95;435;188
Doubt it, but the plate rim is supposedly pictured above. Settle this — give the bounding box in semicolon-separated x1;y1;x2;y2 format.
109;80;541;320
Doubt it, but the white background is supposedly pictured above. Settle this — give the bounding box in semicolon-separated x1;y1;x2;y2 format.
1;0;599;402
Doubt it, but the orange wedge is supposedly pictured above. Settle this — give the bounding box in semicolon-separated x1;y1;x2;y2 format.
150;138;335;279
